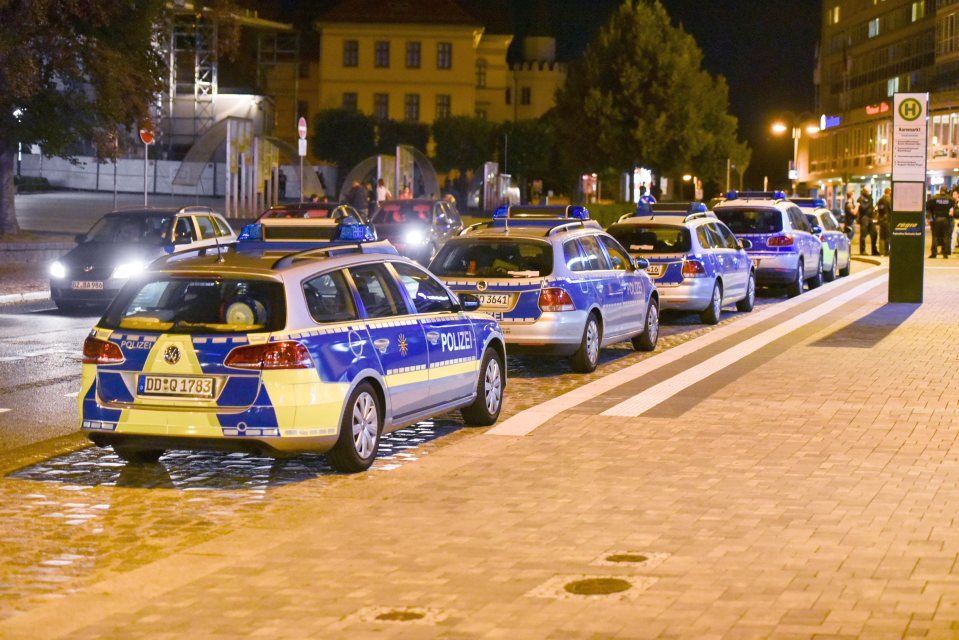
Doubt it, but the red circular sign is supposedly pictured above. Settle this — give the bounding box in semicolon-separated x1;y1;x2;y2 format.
139;129;155;145
297;117;307;140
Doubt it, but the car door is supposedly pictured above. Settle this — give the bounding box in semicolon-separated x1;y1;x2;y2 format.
171;216;198;251
710;221;747;298
192;215;221;251
390;261;477;408
577;234;620;336
346;262;429;420
598;233;647;338
789;207;820;273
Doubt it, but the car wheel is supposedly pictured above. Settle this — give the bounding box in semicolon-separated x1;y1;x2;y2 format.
736;271;756;312
461;348;504;426
631;298;659;352
785;259;804;298
807;254;823;289
823;252;837;282
839;252;851;277
327;382;382;473
570;313;601;373
699;281;722;325
112;444;164;464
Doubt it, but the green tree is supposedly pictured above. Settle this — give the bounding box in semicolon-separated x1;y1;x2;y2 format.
553;0;749;194
0;0;168;235
500;118;557;198
376;120;430;155
432;116;498;173
312;108;376;181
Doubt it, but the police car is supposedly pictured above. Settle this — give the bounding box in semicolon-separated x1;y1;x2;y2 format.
713;191;823;297
606;202;755;324
791;197;851;281
429;205;659;373
78;219;506;472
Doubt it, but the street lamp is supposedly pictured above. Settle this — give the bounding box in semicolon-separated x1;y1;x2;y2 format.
770;113;820;194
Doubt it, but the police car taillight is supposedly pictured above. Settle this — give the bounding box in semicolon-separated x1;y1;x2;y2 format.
767;234;794;247
82;337;125;365
681;259;707;278
539;287;575;312
225;341;314;370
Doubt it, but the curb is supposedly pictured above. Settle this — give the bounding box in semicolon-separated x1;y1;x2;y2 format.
0;290;50;305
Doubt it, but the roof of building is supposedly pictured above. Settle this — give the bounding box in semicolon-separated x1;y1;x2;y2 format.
319;0;482;26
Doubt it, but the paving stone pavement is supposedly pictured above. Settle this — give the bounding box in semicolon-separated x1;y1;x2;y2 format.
4;260;959;639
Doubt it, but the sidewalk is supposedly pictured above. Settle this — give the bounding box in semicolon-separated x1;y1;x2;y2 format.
4;259;959;638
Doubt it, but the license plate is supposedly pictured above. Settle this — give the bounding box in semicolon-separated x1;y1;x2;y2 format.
72;280;104;290
645;264;664;276
478;293;511;309
752;258;761;268
139;375;215;398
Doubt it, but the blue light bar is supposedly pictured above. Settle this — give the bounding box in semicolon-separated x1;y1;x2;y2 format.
635;201;707;216
237;223;262;241
789;197;826;209
492;205;590;221
334;222;376;242
725;190;787;200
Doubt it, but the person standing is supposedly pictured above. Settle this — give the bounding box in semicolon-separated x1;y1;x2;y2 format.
876;187;892;256
926;185;953;258
375;178;392;206
346;179;369;212
858;186;878;256
843;190;858;243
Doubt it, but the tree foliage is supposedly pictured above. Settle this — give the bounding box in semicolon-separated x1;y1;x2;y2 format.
312;108;376;179
553;0;750;191
376;120;430;155
431;116;499;173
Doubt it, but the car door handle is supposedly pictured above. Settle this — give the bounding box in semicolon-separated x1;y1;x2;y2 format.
373;338;390;352
426;331;440;344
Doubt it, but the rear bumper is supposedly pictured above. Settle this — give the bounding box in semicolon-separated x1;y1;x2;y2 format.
749;252;800;285
656;278;714;311
500;310;588;356
84;431;339;457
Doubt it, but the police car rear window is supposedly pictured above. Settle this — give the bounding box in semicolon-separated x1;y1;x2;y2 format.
431;239;553;277
714;208;783;234
101;277;286;334
607;224;691;253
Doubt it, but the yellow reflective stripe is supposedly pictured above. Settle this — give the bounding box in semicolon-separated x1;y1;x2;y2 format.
429;360;480;377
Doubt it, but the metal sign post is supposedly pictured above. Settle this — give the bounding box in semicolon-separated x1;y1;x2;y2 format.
298;117;307;203
139;128;155;207
889;93;929;303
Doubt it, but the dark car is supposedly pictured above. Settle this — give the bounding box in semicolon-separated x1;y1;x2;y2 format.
254;201;366;224
48;206;236;310
370;198;463;264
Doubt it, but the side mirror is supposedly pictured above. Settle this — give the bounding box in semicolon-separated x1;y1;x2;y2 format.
74;233;86;244
811;225;823;235
459;293;481;312
633;257;650;270
738;238;752;250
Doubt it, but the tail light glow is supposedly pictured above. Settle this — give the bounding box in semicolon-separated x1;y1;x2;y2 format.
681;259;707;278
538;287;575;312
767;234;795;247
225;341;314;370
82;337;125;365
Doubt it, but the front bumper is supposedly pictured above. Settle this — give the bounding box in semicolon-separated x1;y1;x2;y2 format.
51;280;124;305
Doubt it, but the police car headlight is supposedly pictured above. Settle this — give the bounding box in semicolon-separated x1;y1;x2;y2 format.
112;261;146;279
49;261;67;279
404;230;427;245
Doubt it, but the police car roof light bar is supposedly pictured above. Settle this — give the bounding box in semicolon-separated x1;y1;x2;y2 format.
492;204;590;221
789;197;827;208
725;190;787;201
270;240;397;269
635;201;707;217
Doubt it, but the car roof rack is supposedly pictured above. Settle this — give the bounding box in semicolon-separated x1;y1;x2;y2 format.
724;190;788;201
632;201;709;219
271;241;398;269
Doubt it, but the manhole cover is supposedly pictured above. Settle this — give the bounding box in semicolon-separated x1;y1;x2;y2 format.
605;553;647;564
375;610;425;622
563;578;632;596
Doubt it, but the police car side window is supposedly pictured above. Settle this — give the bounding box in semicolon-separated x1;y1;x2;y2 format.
391;262;455;314
195;216;216;240
710;223;739;249
579;235;610;270
790;208;811;232
695;225;714;249
821;212;839;231
173;217;196;243
564;240;586;272
347;264;405;318
304;271;358;323
598;235;631;270
212;215;233;237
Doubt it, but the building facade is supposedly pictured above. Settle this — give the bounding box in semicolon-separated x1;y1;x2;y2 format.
804;0;959;204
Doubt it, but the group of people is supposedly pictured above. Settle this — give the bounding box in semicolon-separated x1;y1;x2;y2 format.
842;185;892;257
926;185;957;259
344;179;416;213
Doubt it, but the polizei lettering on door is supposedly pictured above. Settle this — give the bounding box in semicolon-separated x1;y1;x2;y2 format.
441;331;473;352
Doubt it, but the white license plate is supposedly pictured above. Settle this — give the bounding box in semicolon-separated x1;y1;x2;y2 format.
752;258;761;268
645;264;664;276
72;280;104;290
140;375;215;398
478;293;511;309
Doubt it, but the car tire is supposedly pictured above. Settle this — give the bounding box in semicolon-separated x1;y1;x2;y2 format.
823;252;837;282
736;271;756;312
699;281;722;325
112;444;164;464
461;348;504;426
570;313;601;373
807;254;823;289
786;259;804;298
327;382;382;473
631;298;659;352
839;252;851;277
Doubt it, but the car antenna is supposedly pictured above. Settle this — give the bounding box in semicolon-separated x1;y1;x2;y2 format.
212;224;225;263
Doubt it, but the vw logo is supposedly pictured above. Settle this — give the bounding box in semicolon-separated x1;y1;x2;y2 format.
83;266;94;273
163;345;181;365
477;281;488;292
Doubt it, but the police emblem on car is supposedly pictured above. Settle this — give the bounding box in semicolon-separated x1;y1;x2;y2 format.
163;345;180;365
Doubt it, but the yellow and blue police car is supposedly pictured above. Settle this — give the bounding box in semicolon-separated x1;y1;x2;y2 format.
79;219;506;472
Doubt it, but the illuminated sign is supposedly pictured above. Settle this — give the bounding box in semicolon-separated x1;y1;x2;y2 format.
819;114;841;129
865;102;890;116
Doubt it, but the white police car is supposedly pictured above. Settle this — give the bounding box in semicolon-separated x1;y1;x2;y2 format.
429;205;659;373
79;220;506;472
606;202;755;324
713;191;823;297
791;197;852;281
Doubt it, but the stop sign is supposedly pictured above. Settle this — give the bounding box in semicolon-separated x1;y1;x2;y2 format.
297;117;307;140
139;129;155;145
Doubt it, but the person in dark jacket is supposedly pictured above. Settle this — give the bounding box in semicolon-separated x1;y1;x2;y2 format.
876;187;892;256
858;186;878;256
346;180;369;211
926;186;954;258
842;190;857;242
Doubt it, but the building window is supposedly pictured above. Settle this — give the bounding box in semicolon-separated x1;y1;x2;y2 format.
476;58;487;88
868;18;880;38
374;93;389;120
343;40;358;67
505;87;511;105
436;94;451;119
887;76;899;96
829;5;840;24
375;41;390;68
437;42;452;69
404;94;420;122
520;87;531;106
406;41;421;68
342;93;358;110
912;1;925;22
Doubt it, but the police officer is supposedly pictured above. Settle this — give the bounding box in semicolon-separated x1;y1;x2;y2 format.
926;186;954;258
876;187;892;256
858;186;878;256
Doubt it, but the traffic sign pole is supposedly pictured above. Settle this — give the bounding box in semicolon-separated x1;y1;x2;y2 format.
139;128;155;207
297;117;307;203
889;93;928;303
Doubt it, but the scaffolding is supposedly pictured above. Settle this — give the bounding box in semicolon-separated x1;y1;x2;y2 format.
164;11;218;158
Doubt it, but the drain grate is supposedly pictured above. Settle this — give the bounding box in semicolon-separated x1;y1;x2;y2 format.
526;574;658;601
605;553;647;564
343;605;448;626
591;550;670;570
564;577;632;596
376;610;425;622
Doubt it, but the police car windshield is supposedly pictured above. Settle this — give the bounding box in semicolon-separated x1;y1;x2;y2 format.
371;202;431;225
714;207;784;234
607;224;691;254
81;214;173;245
101;276;286;334
431;239;553;277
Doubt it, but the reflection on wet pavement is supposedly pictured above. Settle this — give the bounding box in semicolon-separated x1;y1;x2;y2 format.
0;418;462;619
